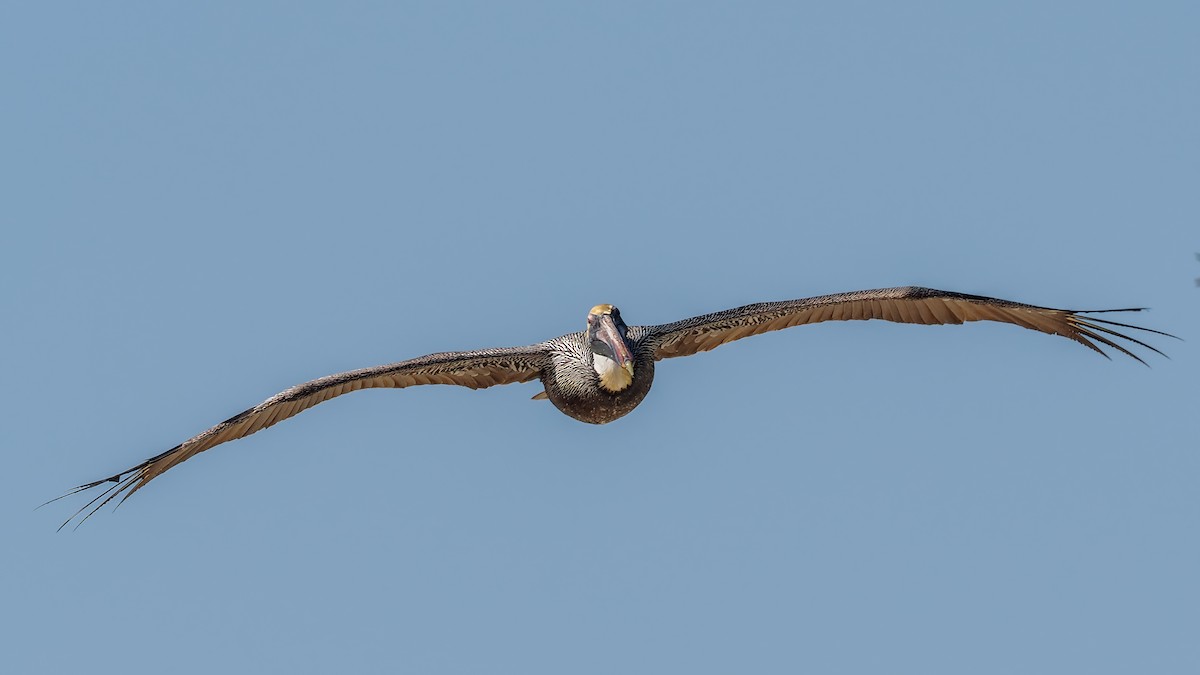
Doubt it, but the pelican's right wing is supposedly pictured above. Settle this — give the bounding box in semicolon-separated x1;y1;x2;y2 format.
55;344;548;528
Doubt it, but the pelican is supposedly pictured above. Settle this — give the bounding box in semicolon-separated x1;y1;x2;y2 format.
55;286;1170;527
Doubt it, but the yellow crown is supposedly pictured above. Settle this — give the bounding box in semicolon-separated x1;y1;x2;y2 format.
589;304;614;315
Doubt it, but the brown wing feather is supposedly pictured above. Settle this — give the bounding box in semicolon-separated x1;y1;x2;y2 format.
648;286;1172;362
55;345;547;529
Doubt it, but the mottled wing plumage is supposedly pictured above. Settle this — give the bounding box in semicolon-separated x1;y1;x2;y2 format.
647;286;1170;363
56;345;547;529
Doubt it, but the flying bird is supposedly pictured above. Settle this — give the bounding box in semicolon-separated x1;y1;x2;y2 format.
55;286;1171;528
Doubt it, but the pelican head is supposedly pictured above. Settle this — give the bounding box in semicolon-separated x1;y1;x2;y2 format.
587;304;635;392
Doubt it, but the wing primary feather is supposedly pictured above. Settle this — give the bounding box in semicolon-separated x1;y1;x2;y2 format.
60;472;139;531
1075;313;1179;339
1073;319;1168;360
1072;325;1147;365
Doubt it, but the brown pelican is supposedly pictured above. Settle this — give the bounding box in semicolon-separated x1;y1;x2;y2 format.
55;286;1170;527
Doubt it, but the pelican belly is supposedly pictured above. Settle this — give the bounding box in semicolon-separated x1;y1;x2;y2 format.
541;357;654;424
543;381;652;423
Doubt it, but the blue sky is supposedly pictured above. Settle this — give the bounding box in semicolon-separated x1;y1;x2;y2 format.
3;3;1197;673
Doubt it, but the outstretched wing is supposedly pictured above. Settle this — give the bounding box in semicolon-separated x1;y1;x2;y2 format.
647;286;1172;363
55;345;547;529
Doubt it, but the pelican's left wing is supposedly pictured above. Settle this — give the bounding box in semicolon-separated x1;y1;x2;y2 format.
645;286;1171;363
54;344;547;528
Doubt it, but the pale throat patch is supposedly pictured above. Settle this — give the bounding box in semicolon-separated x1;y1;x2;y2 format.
593;352;634;392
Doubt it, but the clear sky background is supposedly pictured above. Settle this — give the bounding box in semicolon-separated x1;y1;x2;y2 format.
3;3;1197;673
